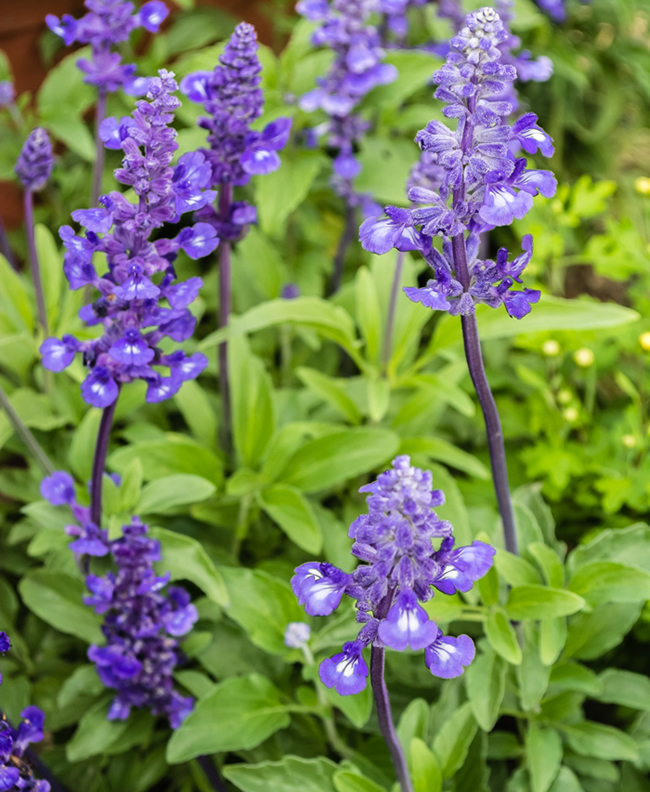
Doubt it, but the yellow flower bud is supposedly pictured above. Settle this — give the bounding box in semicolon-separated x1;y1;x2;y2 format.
542;340;560;356
574;348;595;367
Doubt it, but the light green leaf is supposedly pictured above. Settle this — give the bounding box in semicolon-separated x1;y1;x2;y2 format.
167;675;290;763
173;379;218;447
258;484;323;553
296;367;362;425
549;664;603;697
486;606;522;665
136;474;216;515
561;722;639;762
334;771;384;792
66;699;128;762
432;702;477;778
409;737;442;792
43;112;95;160
526;726;563;792
277;428;400;493
224;757;338;792
220;567;304;654
37;48;94;114
34;224;62;327
0;254;33;331
495;550;543;587
401;436;489;480
517;624;551;710
568;561;650;605
539;617;567;666
529;544;564;588
257;150;324;234
565;602;643;660
595;669;650;710
370;51;442;107
505;586;585;620
150;527;228;606
19;571;103;644
355;137;417;205
465;646;507;731
57;665;104;709
548;767;583;792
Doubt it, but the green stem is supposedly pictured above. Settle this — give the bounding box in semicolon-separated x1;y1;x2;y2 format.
0;383;54;474
231;494;252;559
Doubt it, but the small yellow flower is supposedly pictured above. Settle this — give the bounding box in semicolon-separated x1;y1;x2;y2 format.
635;176;650;195
542;340;560;356
563;407;579;422
639;332;650;351
558;389;572;405
574;348;595;367
622;434;637;449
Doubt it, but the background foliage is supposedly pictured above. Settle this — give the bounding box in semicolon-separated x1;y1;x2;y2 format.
1;1;650;791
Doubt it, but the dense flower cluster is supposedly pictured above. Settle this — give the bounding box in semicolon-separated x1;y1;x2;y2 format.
361;8;556;319
181;23;291;240
292;456;495;694
40;70;217;407
15;128;54;192
0;633;50;792
46;0;168;94
297;0;397;210
40;471;197;728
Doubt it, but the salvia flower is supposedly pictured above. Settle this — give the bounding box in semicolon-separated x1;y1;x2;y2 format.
40;71;218;407
0;631;9;684
0;81;14;106
83;516;197;727
46;0;168;94
284;622;312;649
15;128;54;191
291;456;495;695
297;0;397;210
361;8;556;319
181;23;291;241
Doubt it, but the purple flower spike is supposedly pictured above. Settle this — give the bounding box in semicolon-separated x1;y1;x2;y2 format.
15;128;53;191
0;81;15;106
292;562;349;616
319;642;369;695
425;632;475;679
40;336;77;372
40;471;76;506
378;590;439;651
110;330;155;366
433;539;496;595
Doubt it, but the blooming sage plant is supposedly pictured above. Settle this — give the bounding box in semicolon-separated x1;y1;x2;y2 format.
292;455;495;792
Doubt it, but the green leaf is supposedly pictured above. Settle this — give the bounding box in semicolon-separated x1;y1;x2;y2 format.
401;437;489;480
486;607;522;665
118;458;143;512
37;48;94;115
68;409;102;482
549;664;603;697
57;665;104;708
370;50;442;107
277;427;400;493
567;524;650;575
135;474;216;515
150;527;228;606
230;333;275;468
526;726;563;792
465;646;507;731
548;768;583;792
66;699;129;762
34;224;62;327
454;731;489;792
505;586;585;620
529;544;564;589
256;150;324;234
19;571;103;644
409;737;442;792
568;561;650;605
109;435;223;486
43;112;95;160
495;550;543;587
596;669;650;710
0;254;33;331
565;602;643;660
432;702;477;779
517;625;551;711
220;567;304;654
173;379;218;447
334;771;384;792
431;297;639;353
539;617;567;666
397;698;430;751
296;367;362;425
259;484;323;553
223;757;338;792
561;722;639;762
355;137;417;204
167;675;290;763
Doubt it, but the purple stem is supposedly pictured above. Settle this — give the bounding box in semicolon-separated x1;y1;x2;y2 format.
330;203;357;294
371;591;414;792
91;89;107;206
90;388;120;526
0;212;16;269
218;183;233;454
381;250;405;374
197;756;229;792
23;189;48;333
451;232;518;555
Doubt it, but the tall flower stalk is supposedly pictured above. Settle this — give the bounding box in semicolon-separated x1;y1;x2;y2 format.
15;128;54;333
292;456;495;792
181;22;291;453
40;70;217;525
360;8;556;554
46;0;169;205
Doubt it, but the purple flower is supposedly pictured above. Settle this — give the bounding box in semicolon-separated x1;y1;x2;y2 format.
0;703;50;791
292;457;494;693
291;562;350;616
39;471;75;505
15;128;53;191
512;113;555;157
42;72;215;408
319;642;369;695
0;631;9;684
46;0;168;93
425;632;475;678
378;590;439;651
84;517;196;727
0;81;15;106
359;207;421;255
284;622;311;649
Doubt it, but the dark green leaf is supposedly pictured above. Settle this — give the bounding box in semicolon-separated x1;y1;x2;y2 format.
259;484;323;553
465;646;507;731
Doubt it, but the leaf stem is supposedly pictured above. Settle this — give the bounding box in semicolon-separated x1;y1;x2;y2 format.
218;184;233;457
451;232;518;555
381;250;405;375
90;389;120;526
0;383;54;474
91;88;107;207
23;189;47;333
